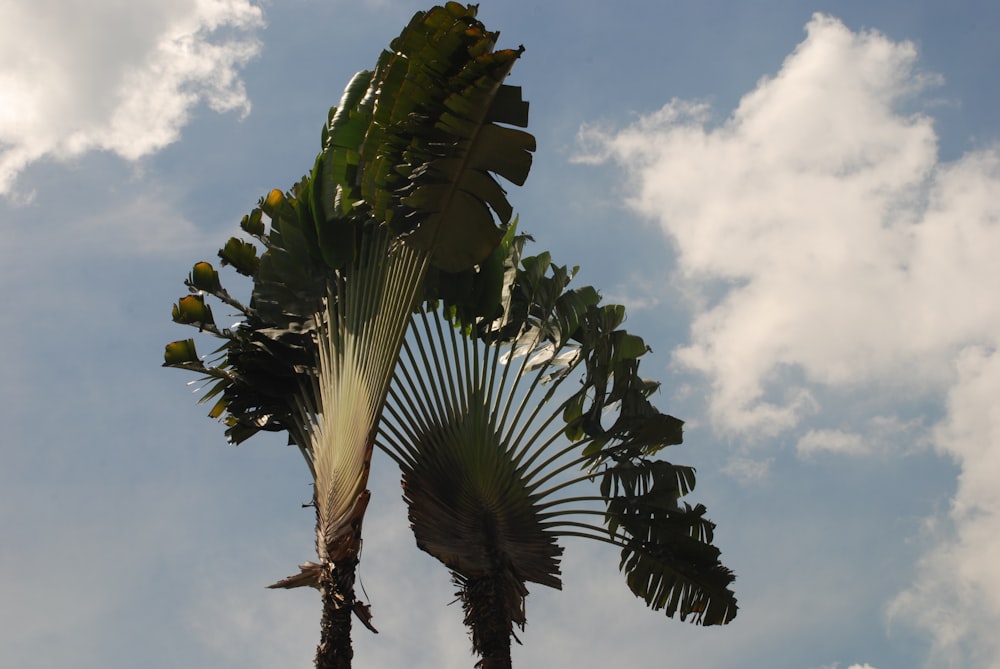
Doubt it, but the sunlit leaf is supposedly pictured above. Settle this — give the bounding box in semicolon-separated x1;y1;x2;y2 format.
171;295;214;329
218;237;259;277
241;208;265;237
189;261;222;293
163;338;200;366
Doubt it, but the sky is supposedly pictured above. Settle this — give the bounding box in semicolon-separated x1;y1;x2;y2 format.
2;1;998;668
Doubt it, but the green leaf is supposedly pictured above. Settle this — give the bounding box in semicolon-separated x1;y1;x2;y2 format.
613;331;649;362
562;392;585;426
555;286;600;345
486;84;530;127
172;295;214;329
355;6;534;272
618;503;738;625
318;69;375;219
241;208;265;237
218;237;260;276
163;339;200;366
260;188;287;219
189;261;222;293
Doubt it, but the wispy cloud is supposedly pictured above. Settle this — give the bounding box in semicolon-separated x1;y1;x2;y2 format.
0;0;264;198
69;188;224;257
796;415;928;459
721;455;773;484
576;13;1000;666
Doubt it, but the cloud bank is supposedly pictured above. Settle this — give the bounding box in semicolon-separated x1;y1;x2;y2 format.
0;0;263;197
577;13;1000;667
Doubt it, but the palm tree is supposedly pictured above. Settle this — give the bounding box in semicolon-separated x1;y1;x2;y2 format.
167;183;408;668
165;5;535;668
377;235;738;668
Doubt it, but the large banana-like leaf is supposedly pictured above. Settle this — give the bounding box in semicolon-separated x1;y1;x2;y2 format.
602;460;737;625
317;3;535;273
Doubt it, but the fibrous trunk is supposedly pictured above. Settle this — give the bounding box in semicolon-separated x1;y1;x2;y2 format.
315;559;357;669
459;572;517;669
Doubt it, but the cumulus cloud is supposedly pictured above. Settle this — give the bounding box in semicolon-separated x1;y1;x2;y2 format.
0;0;263;197
576;14;1000;437
576;13;1000;667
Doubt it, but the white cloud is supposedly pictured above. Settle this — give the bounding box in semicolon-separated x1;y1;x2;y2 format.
576;11;1000;438
797;416;928;459
721;455;773;484
888;346;1000;668
576;12;1000;667
577;14;1000;437
603;279;663;312
0;0;263;197
796;429;866;457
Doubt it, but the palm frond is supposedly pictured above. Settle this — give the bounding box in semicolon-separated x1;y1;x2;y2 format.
381;243;592;591
357;3;534;272
379;238;738;633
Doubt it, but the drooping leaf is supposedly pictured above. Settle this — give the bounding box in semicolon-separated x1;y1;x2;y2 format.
617;501;738;626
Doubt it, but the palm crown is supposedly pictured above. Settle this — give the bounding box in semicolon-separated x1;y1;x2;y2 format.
166;5;534;666
379;231;737;666
164;5;735;669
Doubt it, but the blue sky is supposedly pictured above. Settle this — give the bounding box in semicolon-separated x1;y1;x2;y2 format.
2;1;999;668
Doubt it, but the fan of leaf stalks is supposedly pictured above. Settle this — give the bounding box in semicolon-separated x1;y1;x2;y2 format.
379;232;738;668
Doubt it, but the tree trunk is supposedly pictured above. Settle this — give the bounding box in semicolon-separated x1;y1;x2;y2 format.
460;573;515;669
315;559;356;669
